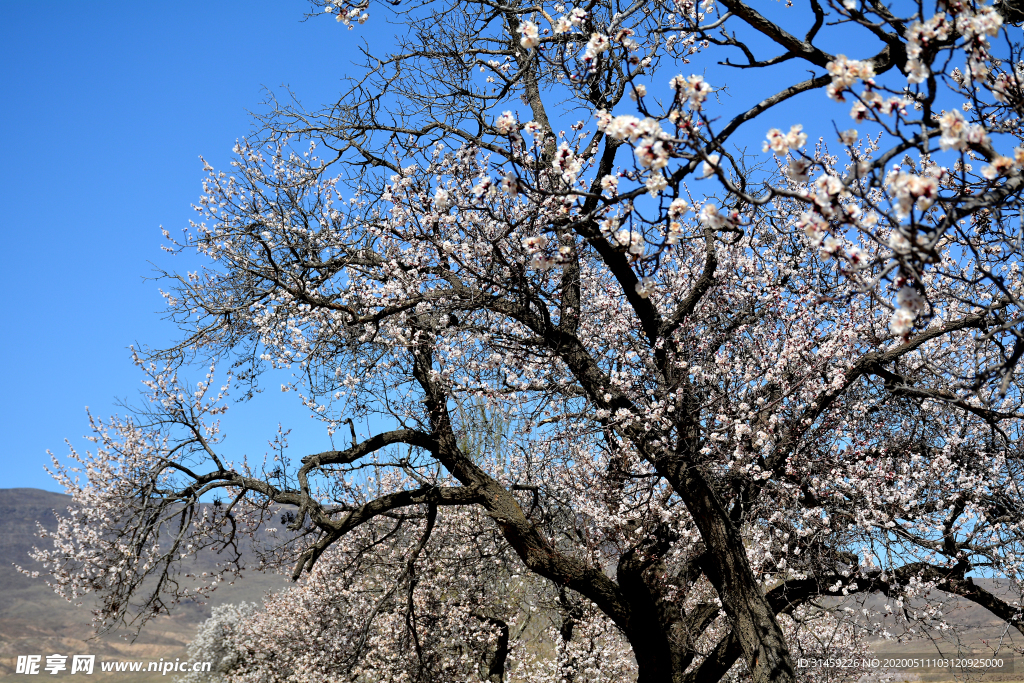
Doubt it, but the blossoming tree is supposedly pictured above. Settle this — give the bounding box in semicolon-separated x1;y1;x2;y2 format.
28;0;1024;681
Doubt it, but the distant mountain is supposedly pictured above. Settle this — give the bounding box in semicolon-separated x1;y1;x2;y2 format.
0;488;289;682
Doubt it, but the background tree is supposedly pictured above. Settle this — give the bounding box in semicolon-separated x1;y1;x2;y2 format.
178;602;258;683
26;0;1024;682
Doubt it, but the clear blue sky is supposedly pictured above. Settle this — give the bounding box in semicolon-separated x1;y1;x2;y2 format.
0;1;865;493
0;1;368;491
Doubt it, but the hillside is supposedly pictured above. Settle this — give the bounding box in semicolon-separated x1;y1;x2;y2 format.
0;489;289;682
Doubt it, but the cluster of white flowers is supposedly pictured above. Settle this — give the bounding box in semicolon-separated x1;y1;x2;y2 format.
634;276;656;298
523;232;567;271
552;142;583;183
957;4;1003;40
635;136;671;170
551;7;587;34
179;602;259;683
700;154;720;179
982;154;1014;180
599;215;619;236
811;173;849;215
825;54;876;101
850;91;907;122
956;4;1003;79
584;33;611;61
494;111;517;135
522;234;548;253
763;125;807;156
990;71;1022;103
796;211;829;247
615;28;639;52
787;157;811;182
666;222;684;244
614;228;646;255
471;176;494;199
668;197;691;218
520;20;540;49
501;171;519;194
891;285;927;335
905;13;951;84
937;109;989;151
328;3;369;28
645;172;667;196
664;199;691;245
886;171;939;217
595;112;672;175
433;187;451;211
553;15;572;34
669;74;712;110
530;254;559;270
597;111;655;141
887;229;913;255
699;203;737;229
973;150;1021;183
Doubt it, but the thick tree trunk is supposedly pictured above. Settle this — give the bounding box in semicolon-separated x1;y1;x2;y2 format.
661;457;797;683
618;551;678;683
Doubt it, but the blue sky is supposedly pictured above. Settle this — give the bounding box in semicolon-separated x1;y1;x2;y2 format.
0;1;876;493
0;1;367;491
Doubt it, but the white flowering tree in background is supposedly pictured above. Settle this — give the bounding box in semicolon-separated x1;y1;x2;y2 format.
179;602;258;683
26;0;1024;681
